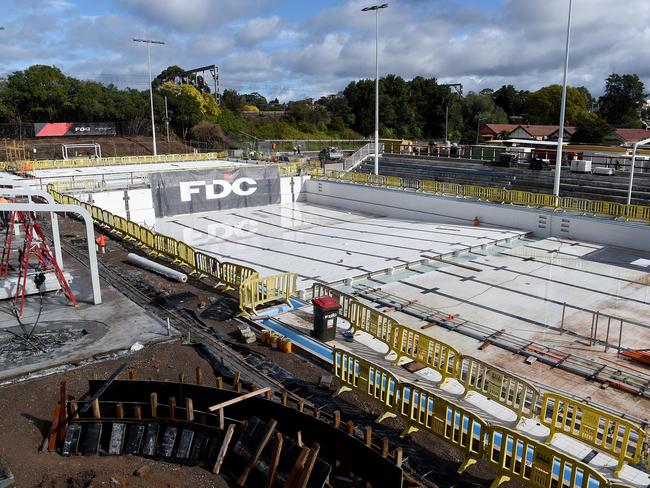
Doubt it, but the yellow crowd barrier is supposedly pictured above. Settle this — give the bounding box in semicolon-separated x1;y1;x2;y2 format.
319;171;650;224
540;393;647;475
460;356;539;420
239;272;297;315
393;325;461;382
315;284;649;477
13;152;229;172
48;185;296;316
398;381;488;472
348;300;399;348
219;261;259;290
334;348;399;421
333;348;489;474
194;251;221;280
486;425;610;488
311;283;356;322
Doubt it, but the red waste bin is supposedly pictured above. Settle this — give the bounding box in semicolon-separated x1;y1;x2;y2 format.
311;297;341;342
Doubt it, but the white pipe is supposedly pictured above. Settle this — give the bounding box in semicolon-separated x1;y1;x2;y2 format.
0;202;101;304
126;253;188;283
627;136;650;205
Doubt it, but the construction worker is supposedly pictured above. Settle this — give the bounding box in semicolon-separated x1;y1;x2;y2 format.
95;234;106;254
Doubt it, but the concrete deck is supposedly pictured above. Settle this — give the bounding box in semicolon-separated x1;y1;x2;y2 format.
0;250;171;381
154;201;528;289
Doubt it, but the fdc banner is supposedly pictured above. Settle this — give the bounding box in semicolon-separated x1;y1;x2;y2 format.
150;166;281;217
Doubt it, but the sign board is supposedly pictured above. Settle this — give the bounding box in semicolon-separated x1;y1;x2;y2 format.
34;122;116;137
150;166;281;217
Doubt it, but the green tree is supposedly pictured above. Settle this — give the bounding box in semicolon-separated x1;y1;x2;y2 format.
461;91;508;143
6;65;74;121
222;89;243;111
526;85;589;125
492;85;529;117
158;86;202;139
571;113;613;143
599;73;646;128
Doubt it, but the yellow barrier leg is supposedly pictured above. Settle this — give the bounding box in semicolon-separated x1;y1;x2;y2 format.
457;456;477;474
489;474;511;488
376;411;397;424
399;425;418;437
334;385;352;396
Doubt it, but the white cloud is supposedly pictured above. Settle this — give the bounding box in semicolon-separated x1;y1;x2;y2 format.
1;0;649;102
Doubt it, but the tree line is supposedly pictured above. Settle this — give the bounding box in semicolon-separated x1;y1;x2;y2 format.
0;64;647;146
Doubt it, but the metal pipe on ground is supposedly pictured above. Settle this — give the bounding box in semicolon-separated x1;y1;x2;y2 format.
126;253;188;283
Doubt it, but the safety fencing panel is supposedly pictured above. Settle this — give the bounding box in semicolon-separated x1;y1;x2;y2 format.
393;326;461;382
459;356;539;420
194;251;221;280
240;272;297;315
139;227;155;251
314;173;650;224
349;301;399;350
540;393;646;474
15;151;230;171
384;176;403;189
220;261;259;290
176;241;196;269
333;348;399;418
485;426;609;488
311;283;356;323
397;382;488;472
113;216;130;237
126;220;141;241
155;234;179;259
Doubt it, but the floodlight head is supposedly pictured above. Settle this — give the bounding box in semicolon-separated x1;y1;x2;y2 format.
361;3;388;11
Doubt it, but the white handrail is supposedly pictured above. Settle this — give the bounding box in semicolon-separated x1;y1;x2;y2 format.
343;142;384;171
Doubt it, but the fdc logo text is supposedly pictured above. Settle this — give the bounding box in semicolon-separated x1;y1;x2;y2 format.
179;178;258;202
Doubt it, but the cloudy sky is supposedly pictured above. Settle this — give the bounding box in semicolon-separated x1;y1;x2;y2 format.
1;0;649;101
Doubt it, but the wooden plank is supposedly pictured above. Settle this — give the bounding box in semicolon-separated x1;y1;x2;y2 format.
212;424;235;475
297;443;321;488
265;433;283;488
237;419;278;486
283;446;309;488
44;402;61;452
208;387;271;412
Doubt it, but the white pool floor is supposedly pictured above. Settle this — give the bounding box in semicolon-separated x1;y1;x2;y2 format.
154;201;529;289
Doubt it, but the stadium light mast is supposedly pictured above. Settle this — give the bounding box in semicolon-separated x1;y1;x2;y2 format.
133;38;165;157
362;3;388;176
552;0;573;199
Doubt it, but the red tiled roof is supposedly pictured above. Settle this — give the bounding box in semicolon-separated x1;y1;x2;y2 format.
479;124;519;136
516;125;576;137
614;128;650;143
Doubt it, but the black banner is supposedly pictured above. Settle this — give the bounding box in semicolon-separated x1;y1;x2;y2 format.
34;122;116;137
150;166;281;217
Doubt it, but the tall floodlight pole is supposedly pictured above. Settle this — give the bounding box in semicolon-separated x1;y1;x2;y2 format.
627;137;650;205
133;38;165;156
362;3;388;176
552;0;573;198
